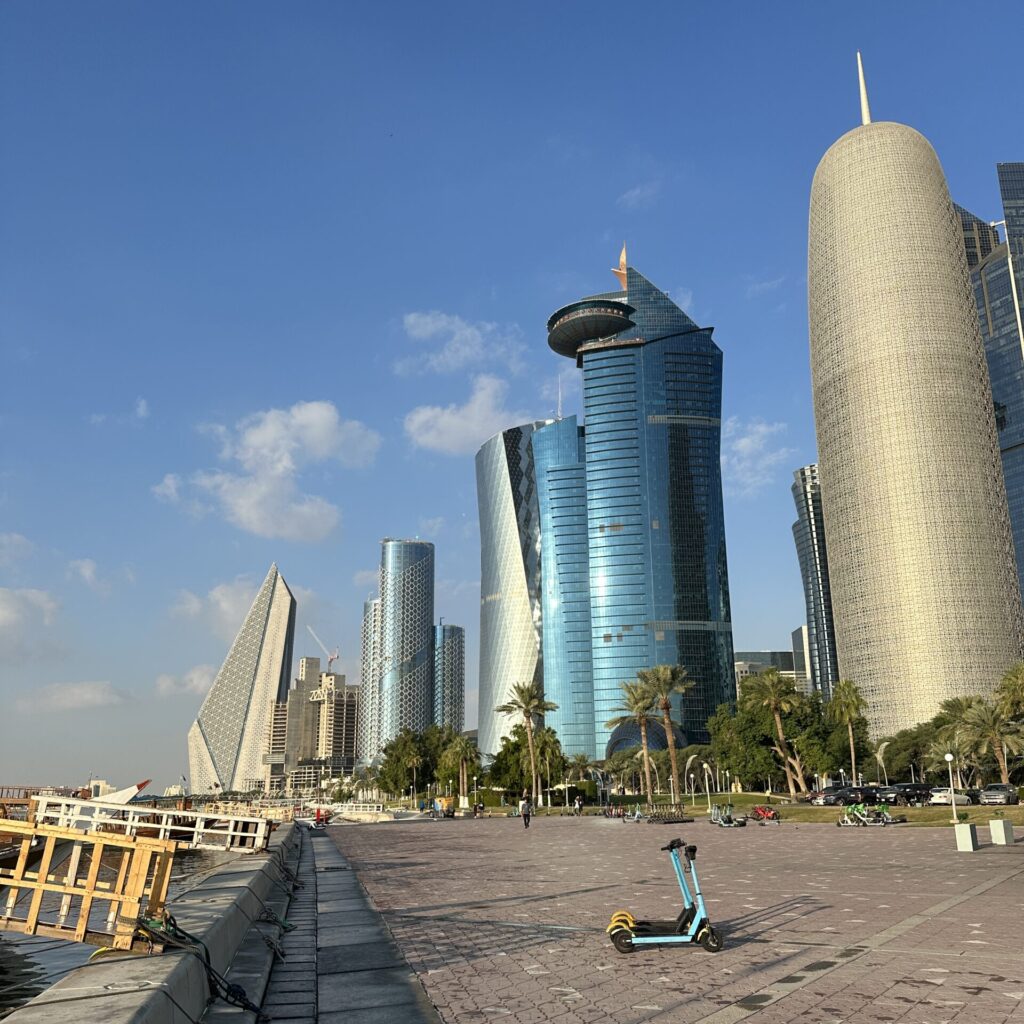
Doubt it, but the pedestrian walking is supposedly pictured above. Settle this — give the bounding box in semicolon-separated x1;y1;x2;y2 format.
519;792;532;829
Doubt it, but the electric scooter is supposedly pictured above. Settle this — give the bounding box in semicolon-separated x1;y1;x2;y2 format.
606;837;723;953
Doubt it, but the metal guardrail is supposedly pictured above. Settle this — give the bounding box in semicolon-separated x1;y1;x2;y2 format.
30;796;272;854
0;819;175;951
337;802;385;814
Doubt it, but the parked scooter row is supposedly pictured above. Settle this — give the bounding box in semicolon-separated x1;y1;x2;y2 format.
836;802;907;827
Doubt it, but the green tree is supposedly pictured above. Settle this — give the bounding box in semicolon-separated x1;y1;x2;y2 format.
826;679;867;783
486;725;531;794
377;728;422;798
439;733;480;804
569;752;592;782
638;665;693;806
996;662;1024;720
533;726;565;806
605;681;657;806
961;698;1024;785
495;681;557;804
740;669;803;797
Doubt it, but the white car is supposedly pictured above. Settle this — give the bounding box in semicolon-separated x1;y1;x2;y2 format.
928;787;972;805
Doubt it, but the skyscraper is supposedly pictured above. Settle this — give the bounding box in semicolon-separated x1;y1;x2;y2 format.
187;563;296;794
378;539;435;743
533;415;594;755
807;57;1024;736
543;252;735;754
960;166;1024;599
433;623;465;733
790;464;839;699
475;423;548;756
357;596;381;763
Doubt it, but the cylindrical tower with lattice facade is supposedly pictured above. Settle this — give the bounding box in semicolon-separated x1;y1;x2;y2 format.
808;94;1024;736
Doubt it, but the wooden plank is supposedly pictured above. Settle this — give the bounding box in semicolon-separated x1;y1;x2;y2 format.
24;835;57;934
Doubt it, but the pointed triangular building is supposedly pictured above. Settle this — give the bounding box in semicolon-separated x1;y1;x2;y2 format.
187;564;296;794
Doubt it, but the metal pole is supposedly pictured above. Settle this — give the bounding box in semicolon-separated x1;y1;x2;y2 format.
945;753;957;826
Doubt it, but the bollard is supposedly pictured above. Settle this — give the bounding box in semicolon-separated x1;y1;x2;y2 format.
954;822;979;851
988;818;1014;845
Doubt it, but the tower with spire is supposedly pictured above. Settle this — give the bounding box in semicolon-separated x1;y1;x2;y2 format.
807;56;1024;736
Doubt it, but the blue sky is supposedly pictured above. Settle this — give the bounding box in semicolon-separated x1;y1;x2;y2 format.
2;3;1022;788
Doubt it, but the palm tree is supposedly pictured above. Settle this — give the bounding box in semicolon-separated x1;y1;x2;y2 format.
961;699;1024;785
441;734;479;805
741;669;800;798
827;679;867;784
638;665;693;807
569;752;591;783
495;681;558;804
996;662;1024;720
407;754;422;807
605;681;657;807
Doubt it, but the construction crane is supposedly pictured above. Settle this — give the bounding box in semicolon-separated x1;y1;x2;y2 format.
306;625;340;673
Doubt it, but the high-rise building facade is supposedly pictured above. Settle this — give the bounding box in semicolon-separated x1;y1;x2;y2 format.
357;597;382;763
475;424;548;756
187;563;296;794
544;258;735;754
533;415;594;756
807;59;1024;736
378;539;435;743
433;623;465;733
790;464;839;699
792;625;813;696
960;165;1024;599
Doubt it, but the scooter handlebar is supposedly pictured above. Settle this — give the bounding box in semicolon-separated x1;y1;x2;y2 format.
660;837;685;852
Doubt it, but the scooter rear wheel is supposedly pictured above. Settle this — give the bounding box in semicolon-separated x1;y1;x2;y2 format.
699;926;723;952
611;928;635;954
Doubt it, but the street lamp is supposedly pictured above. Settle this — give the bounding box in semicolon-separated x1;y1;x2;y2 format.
702;762;712;811
725;769;731;794
944;752;957;825
688;772;695;806
473;775;478;804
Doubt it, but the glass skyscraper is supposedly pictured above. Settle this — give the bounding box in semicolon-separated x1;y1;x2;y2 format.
533;415;594;755
475;423;548;756
378;539;435;743
790;464;839;698
433;623;465;733
960;165;1024;599
542;259;734;755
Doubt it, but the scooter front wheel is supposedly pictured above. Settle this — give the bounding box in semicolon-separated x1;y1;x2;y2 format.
610;928;635;954
699;926;723;952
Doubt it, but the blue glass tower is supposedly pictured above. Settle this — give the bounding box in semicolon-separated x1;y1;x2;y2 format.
544;257;734;755
533;415;593;755
961;165;1024;599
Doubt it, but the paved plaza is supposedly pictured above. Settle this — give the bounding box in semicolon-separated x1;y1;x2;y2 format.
326;816;1024;1024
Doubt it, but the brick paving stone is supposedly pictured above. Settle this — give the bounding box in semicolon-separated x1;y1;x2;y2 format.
325;817;1024;1024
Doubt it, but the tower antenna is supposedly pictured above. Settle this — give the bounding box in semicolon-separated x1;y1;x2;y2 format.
857;52;872;126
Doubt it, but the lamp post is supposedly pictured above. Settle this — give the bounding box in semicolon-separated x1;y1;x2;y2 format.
473;775;478;805
725;769;731;794
702;762;712;811
944;752;957;825
689;772;695;806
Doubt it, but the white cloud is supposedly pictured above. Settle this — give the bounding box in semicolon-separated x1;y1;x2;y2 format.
18;681;126;713
437;578;480;601
0;532;32;567
0;587;59;663
172;577;260;644
404;375;532;456
352;568;378;588
617;181;661;210
135;397;150;420
396;312;524;375
673;287;694;310
745;275;786;299
418;516;445;537
152;473;181;503
720;417;797;498
88;413;107;425
170;401;380;542
156;664;216;697
67;558;109;594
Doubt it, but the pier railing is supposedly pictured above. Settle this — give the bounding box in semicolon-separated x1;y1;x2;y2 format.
29;795;272;854
0;819;175;952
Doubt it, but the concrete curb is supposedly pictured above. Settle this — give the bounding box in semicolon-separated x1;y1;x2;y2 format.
5;824;300;1024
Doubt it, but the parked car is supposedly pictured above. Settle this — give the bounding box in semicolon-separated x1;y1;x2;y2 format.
826;786;882;807
811;786;848;806
876;782;933;806
979;784;1020;805
928;787;974;806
